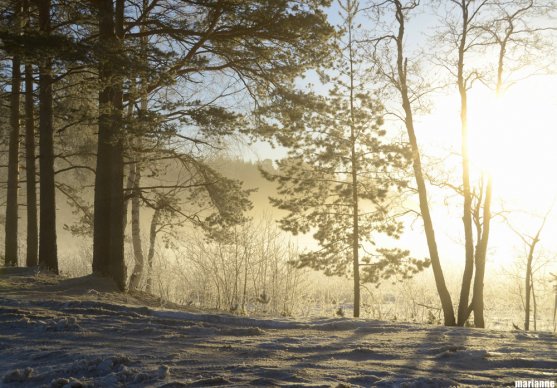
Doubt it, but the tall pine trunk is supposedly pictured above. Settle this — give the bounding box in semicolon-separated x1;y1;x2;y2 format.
5;55;21;267
37;0;58;273
93;0;126;290
92;0;113;277
25;63;38;267
108;0;126;289
393;0;455;326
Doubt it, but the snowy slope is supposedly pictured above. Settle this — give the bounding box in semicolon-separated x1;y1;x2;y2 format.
1;268;556;387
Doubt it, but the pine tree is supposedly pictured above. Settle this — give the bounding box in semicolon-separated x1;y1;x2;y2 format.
260;0;426;317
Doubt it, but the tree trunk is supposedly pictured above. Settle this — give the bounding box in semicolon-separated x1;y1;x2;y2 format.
122;163;135;235
92;5;113;278
107;0;126;289
241;245;249;314
393;1;455;326
93;0;126;290
145;208;160;294
92;0;114;276
128;14;149;289
553;280;557;333
129;163;145;290
456;3;475;327
25;63;38;267
524;237;537;331
346;4;360;318
5;54;21;267
471;175;492;327
37;0;58;273
530;271;537;331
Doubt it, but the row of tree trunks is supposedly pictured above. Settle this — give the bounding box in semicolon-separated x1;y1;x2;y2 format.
4;0;42;269
383;0;544;329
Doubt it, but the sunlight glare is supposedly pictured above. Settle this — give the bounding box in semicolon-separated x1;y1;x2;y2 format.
468;78;557;213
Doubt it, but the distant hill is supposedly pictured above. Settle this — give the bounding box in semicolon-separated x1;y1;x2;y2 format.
208;157;284;218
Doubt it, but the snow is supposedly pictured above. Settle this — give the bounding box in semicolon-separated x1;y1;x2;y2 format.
1;268;556;387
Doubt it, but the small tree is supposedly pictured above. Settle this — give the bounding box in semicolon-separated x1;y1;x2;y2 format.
507;207;552;331
260;0;425;318
365;0;457;325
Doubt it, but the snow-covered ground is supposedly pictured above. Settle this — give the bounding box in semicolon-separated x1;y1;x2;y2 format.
1;268;556;387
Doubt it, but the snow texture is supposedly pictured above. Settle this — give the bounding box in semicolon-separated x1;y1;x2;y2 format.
1;268;556;387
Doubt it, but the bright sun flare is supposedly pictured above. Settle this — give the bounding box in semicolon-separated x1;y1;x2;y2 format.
468;77;557;213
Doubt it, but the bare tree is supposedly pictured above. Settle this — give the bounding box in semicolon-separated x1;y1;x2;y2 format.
507;208;552;331
367;0;556;327
447;0;491;327
456;0;556;327
365;0;456;325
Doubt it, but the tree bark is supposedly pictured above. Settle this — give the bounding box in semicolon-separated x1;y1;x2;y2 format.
122;163;135;235
129;163;145;290
553;278;557;333
393;0;455;326
524;230;542;331
128;0;149;291
93;0;126;290
530;270;537;331
524;242;536;331
346;1;360;318
241;245;249;314
145;208;160;294
37;0;58;273
108;0;126;290
92;0;113;276
5;54;21;267
456;1;475;326
471;175;492;327
25;63;38;267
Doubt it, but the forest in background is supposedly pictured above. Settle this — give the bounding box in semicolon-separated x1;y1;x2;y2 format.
0;0;556;331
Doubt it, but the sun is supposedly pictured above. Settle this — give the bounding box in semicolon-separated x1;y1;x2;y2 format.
467;76;557;213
